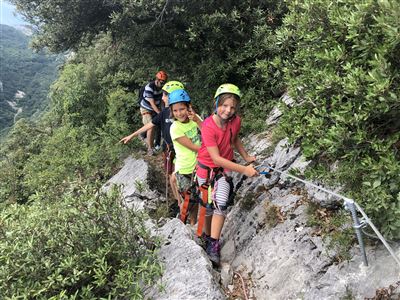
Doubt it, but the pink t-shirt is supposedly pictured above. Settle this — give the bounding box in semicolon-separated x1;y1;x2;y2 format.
197;115;241;178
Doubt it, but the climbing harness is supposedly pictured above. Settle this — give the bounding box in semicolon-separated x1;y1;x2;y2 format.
254;162;400;269
178;172;200;225
195;161;236;237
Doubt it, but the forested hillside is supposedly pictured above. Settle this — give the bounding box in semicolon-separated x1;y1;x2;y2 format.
0;24;59;133
0;0;399;298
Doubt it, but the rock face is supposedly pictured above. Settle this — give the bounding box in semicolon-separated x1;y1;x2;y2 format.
218;93;400;299
222;183;400;299
104;156;225;299
108;93;400;300
102;156;159;210
146;219;225;300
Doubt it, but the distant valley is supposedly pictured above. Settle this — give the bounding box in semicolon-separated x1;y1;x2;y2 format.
0;24;60;134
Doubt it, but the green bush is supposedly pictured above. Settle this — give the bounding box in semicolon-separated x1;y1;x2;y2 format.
0;186;162;298
0;119;51;204
277;0;400;238
21;125;125;202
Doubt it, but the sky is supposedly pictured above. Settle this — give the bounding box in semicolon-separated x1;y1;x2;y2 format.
0;0;28;26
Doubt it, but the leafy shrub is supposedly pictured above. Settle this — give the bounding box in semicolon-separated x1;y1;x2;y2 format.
277;0;400;238
22;125;126;202
50;63;106;128
0;119;51;204
0;186;162;298
306;202;354;262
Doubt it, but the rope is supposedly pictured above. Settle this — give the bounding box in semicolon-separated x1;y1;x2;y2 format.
234;272;249;300
255;163;400;269
165;155;169;209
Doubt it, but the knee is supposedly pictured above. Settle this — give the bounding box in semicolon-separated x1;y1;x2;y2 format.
213;205;228;217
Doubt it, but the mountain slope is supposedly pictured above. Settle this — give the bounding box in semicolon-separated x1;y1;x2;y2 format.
0;24;60;132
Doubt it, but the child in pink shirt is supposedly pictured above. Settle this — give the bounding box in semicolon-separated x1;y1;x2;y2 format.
196;83;258;265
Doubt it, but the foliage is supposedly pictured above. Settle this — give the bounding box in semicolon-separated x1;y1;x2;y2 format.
0;119;131;205
169;0;288;116
263;201;284;228
0;186;162;298
277;0;400;238
3;0;399;279
50;63;106;128
239;192;258;211
0;119;50;204
22;125;123;202
9;0;122;52
11;0;287;113
306;202;355;262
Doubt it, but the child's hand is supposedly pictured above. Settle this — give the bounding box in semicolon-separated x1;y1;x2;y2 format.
119;135;133;144
188;108;203;124
188;107;196;120
244;155;256;163
243;164;258;177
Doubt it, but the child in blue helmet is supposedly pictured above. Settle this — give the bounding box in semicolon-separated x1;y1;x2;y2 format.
120;81;185;202
169;89;202;225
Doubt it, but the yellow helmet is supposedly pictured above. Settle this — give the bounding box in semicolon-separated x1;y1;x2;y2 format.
162;81;185;94
214;83;241;99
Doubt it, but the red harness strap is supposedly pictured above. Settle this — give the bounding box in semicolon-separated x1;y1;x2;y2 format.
195;161;229;237
196;184;210;237
179;191;191;224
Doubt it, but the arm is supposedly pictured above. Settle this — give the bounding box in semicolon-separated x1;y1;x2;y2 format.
207;146;258;177
175;136;201;152
188;106;203;129
148;98;161;114
233;136;256;163
120;122;155;144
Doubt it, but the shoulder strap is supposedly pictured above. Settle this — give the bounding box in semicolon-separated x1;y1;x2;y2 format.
138;84;146;104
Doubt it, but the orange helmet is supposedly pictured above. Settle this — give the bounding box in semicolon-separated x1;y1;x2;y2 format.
156;70;168;81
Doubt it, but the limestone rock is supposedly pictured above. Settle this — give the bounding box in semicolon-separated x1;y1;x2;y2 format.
146;219;225;300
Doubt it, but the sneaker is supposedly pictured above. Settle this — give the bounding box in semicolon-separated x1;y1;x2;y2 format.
154;145;161;152
206;239;221;266
196;233;211;250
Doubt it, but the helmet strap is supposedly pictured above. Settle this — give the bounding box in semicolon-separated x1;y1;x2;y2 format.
214;96;220;114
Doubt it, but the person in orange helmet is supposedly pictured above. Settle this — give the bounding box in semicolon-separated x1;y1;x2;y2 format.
138;70;168;155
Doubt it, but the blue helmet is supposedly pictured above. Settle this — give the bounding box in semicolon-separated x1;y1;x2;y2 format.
168;89;191;105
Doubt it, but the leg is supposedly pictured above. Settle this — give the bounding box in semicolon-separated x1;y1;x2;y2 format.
147;127;154;150
204;213;212;236
207;176;231;265
139;131;147;140
210;214;225;239
189;203;199;226
209;176;231;239
140;108;154;153
154;125;161;148
169;173;181;207
176;173;194;224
